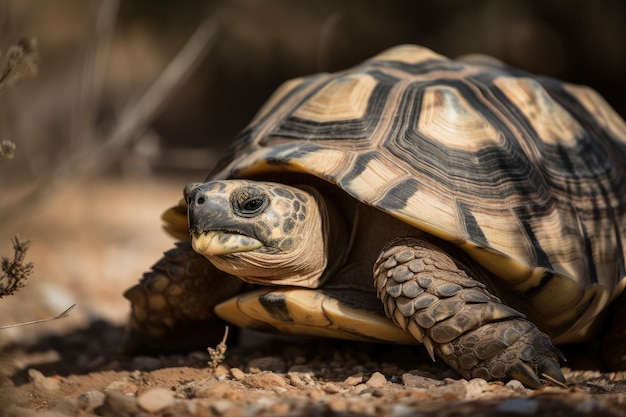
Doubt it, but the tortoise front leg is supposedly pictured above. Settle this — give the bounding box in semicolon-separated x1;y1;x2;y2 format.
123;240;244;354
373;237;565;388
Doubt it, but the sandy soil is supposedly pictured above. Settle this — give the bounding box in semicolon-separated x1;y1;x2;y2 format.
1;177;625;417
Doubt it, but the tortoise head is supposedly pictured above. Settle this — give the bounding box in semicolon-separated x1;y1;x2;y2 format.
184;180;330;288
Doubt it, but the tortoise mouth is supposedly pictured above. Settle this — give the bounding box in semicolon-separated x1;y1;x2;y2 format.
191;230;263;255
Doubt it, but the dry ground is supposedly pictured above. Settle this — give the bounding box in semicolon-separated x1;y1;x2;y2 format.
1;177;625;417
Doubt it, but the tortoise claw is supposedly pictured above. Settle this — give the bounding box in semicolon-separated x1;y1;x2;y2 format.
539;359;567;388
508;362;541;389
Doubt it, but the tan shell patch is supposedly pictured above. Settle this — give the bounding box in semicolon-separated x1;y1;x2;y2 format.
418;85;501;150
494;76;583;146
293;74;377;123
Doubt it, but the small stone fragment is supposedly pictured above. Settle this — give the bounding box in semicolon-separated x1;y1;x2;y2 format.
230;367;246;380
401;372;442;388
366;372;387;388
77;390;106;410
505;379;527;392
287;372;305;388
343;374;363;387
137;388;175;412
100;391;140;417
464;378;488;399
27;369;60;393
242;372;289;390
322;381;342;393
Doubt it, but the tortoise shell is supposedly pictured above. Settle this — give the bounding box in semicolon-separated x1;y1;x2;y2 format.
167;44;626;344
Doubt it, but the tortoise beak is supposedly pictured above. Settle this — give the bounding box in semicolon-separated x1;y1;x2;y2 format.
186;183;263;255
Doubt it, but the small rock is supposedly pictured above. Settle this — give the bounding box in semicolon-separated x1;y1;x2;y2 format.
465;378;488;399
350;383;368;394
194;380;242;400
242;372;289;390
247;356;286;373
401;372;441;388
496;398;539;414
27;369;60;393
322;382;342;393
287;372;305;388
104;379;137;395
343;374;363;387
431;380;466;400
77;390;106;410
366;372;387;388
505;379;527;392
100;391;140;417
137;388;175;412
230;367;246;380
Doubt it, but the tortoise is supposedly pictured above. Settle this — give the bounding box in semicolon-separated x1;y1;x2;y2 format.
124;44;626;388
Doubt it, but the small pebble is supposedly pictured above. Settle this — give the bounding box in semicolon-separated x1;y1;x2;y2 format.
100;391;140;417
137;387;175;412
465;378;488;399
77;390;106;410
401;372;441;388
366;372;387;388
242;372;289;390
27;369;60;393
287;372;305;388
322;382;342;393
343;374;363;387
505;379;527;392
496;398;539;414
230;367;246;380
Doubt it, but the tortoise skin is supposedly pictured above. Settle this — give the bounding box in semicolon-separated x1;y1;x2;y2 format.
207;45;626;345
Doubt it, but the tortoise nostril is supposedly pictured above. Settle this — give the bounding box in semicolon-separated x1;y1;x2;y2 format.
196;196;206;205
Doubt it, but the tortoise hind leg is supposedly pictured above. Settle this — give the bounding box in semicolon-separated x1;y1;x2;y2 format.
123;240;244;354
373;237;565;388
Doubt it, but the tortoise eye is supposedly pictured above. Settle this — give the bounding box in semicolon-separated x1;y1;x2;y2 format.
242;197;265;212
232;187;269;217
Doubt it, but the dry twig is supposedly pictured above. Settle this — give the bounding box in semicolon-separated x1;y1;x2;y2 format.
0;304;76;330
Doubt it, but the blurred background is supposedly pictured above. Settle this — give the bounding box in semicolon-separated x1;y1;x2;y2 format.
0;0;625;343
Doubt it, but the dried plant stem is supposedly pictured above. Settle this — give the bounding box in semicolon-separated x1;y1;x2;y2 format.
207;326;229;374
0;304;75;330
